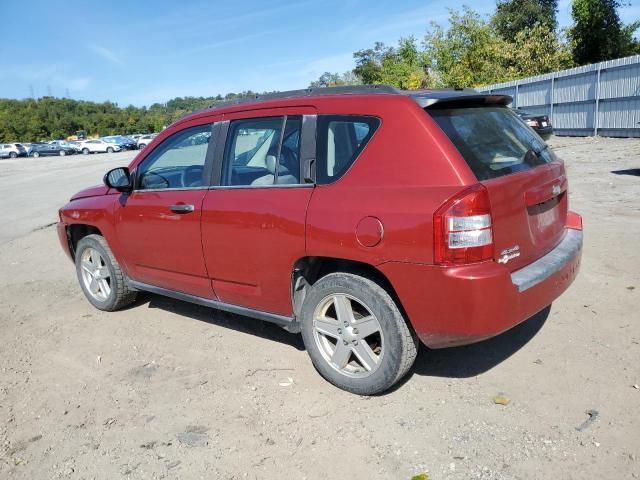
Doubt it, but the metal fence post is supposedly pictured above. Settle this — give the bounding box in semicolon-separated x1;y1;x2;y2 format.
514;84;518;108
594;65;602;136
550;76;555;123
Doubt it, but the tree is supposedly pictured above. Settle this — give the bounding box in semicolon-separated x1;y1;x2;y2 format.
350;38;428;89
309;71;360;88
423;7;509;88
505;24;573;77
570;0;640;64
494;0;558;40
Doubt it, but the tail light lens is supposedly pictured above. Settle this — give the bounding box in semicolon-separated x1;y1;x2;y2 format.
525;119;539;128
434;184;494;265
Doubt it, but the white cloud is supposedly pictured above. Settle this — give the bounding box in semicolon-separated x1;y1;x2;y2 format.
87;44;123;65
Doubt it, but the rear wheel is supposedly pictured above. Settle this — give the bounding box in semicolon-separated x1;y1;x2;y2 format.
9;152;17;158
75;234;137;311
300;273;418;395
59;150;66;156
82;148;90;155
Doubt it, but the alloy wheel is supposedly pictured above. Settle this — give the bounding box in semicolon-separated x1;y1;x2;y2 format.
312;293;384;378
80;248;111;301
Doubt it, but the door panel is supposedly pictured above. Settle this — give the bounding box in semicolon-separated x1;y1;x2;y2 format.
115;189;214;298
201;187;313;314
113;122;216;298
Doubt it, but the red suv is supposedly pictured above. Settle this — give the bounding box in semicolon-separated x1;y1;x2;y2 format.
57;86;582;394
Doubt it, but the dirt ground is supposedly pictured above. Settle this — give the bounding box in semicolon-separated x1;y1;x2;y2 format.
0;137;639;479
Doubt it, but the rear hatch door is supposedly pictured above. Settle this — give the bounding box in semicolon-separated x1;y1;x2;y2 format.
428;104;567;271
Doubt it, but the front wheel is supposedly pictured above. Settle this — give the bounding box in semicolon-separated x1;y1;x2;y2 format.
75;234;137;311
300;273;418;395
82;148;90;155
9;152;17;158
59;150;66;156
33;151;40;158
106;147;114;153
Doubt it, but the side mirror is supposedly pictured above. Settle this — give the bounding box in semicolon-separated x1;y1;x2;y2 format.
104;167;132;192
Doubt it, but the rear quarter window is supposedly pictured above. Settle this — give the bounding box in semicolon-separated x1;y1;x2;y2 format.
428;106;555;181
316;115;380;185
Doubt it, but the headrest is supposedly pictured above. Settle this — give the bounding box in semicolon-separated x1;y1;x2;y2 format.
265;155;277;173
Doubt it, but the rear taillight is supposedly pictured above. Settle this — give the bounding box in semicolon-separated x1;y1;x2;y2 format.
525;119;539;128
434;184;494;265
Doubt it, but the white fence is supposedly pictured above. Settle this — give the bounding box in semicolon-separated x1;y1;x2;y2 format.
478;55;640;137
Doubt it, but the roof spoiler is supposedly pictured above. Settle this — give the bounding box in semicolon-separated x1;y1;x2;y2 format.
408;91;513;109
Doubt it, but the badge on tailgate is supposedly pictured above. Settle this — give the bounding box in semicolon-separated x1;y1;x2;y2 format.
498;245;521;264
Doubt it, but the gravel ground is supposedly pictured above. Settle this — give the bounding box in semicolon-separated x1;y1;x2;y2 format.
0;137;639;479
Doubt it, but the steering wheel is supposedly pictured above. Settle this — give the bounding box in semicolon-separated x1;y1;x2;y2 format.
181;165;204;188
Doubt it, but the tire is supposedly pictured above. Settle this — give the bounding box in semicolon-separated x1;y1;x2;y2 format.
59;150;66;156
9;152;17;158
106;147;114;153
82;148;90;155
33;151;40;158
139;143;146;150
300;273;418;395
75;234;137;311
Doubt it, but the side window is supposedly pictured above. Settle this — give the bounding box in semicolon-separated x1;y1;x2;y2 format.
136;124;212;190
222;116;302;187
316;115;380;185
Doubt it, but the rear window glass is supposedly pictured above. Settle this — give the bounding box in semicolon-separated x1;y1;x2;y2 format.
316;115;380;184
428;106;554;180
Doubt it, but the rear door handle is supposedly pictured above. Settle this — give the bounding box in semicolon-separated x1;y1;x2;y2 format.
170;204;195;213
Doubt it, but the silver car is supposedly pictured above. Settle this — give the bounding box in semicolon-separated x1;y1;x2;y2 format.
0;143;28;158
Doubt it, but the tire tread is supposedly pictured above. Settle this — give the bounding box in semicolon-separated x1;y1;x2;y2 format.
77;234;136;311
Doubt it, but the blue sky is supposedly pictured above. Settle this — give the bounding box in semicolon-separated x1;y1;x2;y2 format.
1;0;638;106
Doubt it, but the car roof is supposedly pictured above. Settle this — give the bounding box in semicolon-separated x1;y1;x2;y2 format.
181;85;512;123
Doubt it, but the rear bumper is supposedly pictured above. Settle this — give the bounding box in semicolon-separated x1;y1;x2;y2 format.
535;126;553;139
379;214;582;348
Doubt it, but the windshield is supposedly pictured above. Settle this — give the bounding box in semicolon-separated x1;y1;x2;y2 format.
428;106;555;180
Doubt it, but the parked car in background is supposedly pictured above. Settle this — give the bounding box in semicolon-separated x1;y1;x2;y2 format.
57;86;583;395
136;134;157;149
29;143;75;157
79;139;121;154
103;135;137;150
50;140;82;154
0;143;28;158
69;141;83;153
513;108;553;139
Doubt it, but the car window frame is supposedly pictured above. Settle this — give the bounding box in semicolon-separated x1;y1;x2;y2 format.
214;115;312;190
132;122;216;193
315;115;381;185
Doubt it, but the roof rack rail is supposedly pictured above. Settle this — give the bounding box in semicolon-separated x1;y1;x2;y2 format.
206;85;401;110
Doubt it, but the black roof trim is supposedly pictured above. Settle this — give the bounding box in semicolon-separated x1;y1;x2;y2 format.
206;85;401;110
192;85;512;116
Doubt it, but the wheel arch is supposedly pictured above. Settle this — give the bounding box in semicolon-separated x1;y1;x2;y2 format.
291;256;410;327
67;224;104;259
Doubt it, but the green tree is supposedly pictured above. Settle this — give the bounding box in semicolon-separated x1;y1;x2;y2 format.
570;0;640;64
309;71;360;88
505;24;573;77
350;37;428;89
423;7;509;88
494;0;558;39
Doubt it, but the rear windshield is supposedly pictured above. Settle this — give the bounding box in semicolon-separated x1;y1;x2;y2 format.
428;106;554;180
